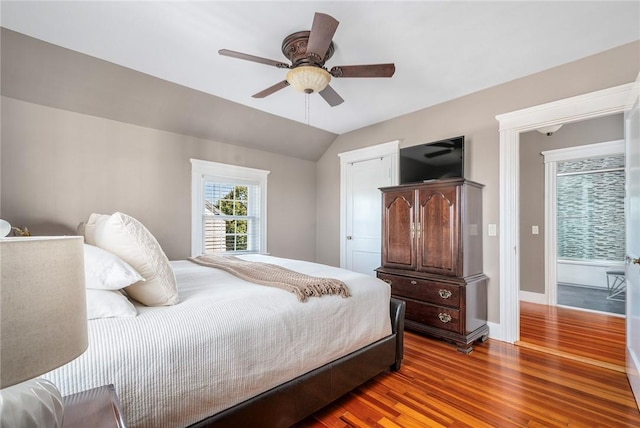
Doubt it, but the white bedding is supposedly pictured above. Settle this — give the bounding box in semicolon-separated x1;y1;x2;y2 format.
43;255;392;428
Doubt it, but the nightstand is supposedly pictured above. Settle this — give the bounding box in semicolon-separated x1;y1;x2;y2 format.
62;384;127;428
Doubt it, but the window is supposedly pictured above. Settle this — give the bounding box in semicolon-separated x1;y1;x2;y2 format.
191;159;269;256
557;154;625;261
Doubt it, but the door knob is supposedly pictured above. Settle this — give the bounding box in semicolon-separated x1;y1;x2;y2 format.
346;236;353;240
626;255;640;265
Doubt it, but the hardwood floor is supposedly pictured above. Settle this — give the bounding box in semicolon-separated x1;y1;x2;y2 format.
519;301;627;372
295;303;639;427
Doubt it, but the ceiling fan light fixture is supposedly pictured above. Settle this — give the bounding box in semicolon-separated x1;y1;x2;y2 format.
286;66;331;94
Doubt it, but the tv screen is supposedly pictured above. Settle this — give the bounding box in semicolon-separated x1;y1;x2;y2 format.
400;136;464;184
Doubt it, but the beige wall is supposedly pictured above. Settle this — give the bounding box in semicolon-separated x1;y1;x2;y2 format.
315;41;640;323
519;114;624;293
1;97;317;261
1;29;337;163
1;32;638;325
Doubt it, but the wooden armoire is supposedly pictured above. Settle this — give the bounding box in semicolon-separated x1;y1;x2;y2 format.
376;178;488;353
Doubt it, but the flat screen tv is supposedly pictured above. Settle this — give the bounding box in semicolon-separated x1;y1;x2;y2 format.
400;136;464;184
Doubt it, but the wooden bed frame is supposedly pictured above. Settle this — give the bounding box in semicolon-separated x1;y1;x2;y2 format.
189;298;406;428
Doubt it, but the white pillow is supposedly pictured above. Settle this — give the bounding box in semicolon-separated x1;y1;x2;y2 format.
94;212;178;306
84;244;144;290
86;289;137;319
84;213;111;245
77;221;86;237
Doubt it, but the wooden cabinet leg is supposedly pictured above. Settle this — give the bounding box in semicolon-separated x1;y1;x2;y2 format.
456;343;474;354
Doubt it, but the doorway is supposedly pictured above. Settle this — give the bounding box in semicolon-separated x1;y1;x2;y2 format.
495;82;636;344
547;140;626;315
339;141;399;275
499;80;639;410
518;119;626;317
517;131;627;369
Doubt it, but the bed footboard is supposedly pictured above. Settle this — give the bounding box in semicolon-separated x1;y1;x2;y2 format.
190;298;406;428
390;297;406;371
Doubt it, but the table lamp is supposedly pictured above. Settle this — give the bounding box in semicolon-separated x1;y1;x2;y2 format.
0;235;88;427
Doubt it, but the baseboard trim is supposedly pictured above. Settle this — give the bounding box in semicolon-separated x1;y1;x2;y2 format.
519;290;548;305
486;321;505;342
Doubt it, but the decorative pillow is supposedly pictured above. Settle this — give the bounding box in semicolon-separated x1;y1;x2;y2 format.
84;244;145;290
86;289;137;319
83;213;111;245
94;212;178;306
77;221;86;237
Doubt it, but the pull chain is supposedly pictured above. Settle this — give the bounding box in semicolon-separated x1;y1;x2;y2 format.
304;93;310;125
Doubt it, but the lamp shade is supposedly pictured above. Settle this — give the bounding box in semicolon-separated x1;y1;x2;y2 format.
1;236;88;388
286;66;331;94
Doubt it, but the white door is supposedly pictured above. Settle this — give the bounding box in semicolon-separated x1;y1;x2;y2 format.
344;156;394;275
339;141;399;274
625;76;640;409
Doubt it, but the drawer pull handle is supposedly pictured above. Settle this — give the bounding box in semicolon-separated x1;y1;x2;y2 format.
438;289;452;299
438;313;452;323
382;279;392;285
410;280;417;285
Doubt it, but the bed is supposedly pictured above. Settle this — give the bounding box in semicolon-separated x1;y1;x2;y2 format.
43;252;405;428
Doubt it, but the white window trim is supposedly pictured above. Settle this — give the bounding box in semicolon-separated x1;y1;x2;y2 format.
191;159;269;257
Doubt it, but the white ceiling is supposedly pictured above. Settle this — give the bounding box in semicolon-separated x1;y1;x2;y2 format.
2;1;639;134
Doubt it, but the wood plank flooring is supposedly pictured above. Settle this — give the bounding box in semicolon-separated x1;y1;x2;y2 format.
519;301;627;372
295;303;639;427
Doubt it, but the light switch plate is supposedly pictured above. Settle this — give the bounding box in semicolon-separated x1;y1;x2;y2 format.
532;225;539;235
488;224;497;236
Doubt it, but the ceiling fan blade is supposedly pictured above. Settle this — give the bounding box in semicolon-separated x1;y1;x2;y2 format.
330;64;396;78
306;13;339;62
425;149;453;159
430;142;455;148
252;80;290;98
319;85;344;107
219;49;289;69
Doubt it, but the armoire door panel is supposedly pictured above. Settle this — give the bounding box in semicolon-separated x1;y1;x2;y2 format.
382;191;415;269
418;187;460;275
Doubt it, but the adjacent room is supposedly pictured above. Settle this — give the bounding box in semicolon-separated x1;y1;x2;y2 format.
1;1;639;427
519;115;628;316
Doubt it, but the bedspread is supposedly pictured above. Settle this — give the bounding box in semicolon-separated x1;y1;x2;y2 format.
43;255;391;428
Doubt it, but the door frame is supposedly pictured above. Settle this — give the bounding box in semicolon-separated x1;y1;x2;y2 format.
542;140;626;306
494;82;636;343
338;140;399;269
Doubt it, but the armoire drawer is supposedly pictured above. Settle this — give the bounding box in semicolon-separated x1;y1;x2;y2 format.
402;298;461;333
378;273;460;308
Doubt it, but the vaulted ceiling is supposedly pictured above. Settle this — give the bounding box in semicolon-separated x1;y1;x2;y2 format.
2;1;639;160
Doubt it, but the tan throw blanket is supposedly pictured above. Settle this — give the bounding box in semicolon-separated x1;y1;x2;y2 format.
188;255;351;302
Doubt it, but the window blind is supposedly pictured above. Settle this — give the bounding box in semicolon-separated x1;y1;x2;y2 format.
202;180;260;254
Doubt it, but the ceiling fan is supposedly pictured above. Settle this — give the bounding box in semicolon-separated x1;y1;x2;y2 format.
218;12;395;107
424;141;459;159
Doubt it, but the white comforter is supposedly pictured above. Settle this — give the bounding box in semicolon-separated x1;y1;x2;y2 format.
44;255;392;428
